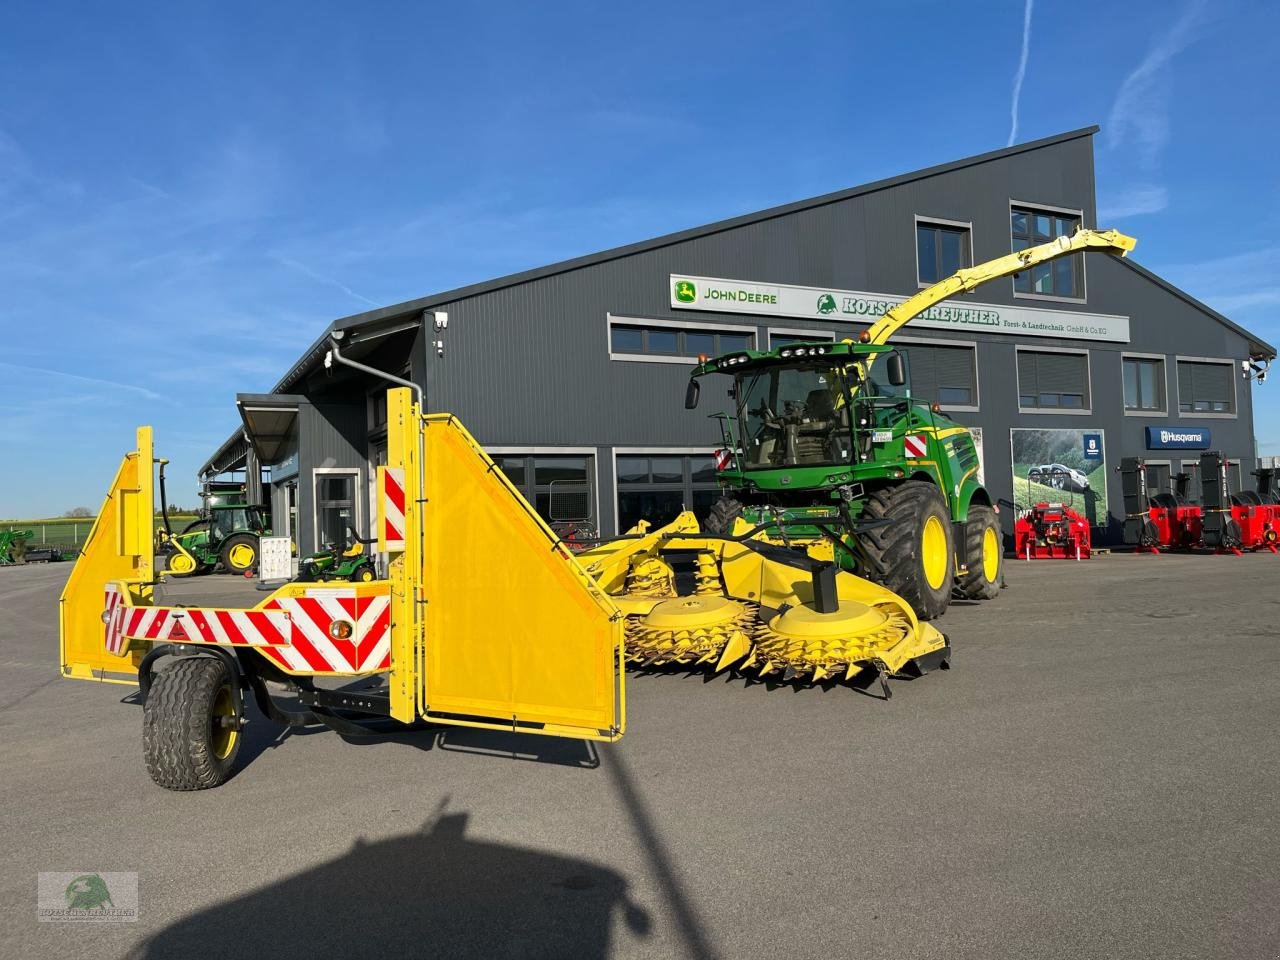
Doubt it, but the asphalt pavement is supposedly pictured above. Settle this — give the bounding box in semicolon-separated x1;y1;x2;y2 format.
2;554;1278;959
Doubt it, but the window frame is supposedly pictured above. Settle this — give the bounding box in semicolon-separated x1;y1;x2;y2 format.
1141;458;1174;497
311;467;363;552
913;215;974;289
485;446;601;527
1174;356;1239;420
1121;352;1169;417
1009;199;1087;304
608;314;757;364
768;328;835;348
1015;345;1093;415
610;447;720;536
892;335;981;413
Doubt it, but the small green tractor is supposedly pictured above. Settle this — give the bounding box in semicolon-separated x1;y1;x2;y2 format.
156;469;271;576
296;525;378;583
683;227;1137;619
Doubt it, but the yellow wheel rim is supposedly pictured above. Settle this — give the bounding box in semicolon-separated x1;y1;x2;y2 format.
359;568;374;582
921;515;948;590
982;526;1000;582
211;686;238;760
227;543;255;569
169;552;196;575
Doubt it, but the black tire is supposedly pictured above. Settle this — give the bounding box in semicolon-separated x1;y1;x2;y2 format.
859;481;954;620
960;505;1001;600
219;533;258;574
143;657;242;791
1140;519;1161;547
703;497;745;535
355;563;376;583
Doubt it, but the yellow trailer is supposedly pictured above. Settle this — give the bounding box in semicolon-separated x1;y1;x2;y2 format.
60;387;950;790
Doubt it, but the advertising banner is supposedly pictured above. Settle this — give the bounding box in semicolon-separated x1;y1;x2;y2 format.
1010;427;1107;526
671;275;1131;343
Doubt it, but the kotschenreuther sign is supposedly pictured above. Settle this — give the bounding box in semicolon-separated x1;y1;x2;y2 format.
670;275;1130;343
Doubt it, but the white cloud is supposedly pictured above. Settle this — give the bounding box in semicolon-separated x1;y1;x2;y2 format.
1007;0;1035;146
1097;184;1169;220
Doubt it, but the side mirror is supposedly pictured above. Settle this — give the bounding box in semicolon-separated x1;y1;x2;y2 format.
684;378;700;409
886;353;906;387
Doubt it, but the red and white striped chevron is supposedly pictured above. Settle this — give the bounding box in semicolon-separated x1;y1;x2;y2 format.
107;586;392;675
904;434;928;458
379;466;406;552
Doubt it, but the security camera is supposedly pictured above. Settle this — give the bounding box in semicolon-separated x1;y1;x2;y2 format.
1259;369;1268;383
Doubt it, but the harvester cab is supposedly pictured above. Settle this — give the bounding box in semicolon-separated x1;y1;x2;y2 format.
1013;470;1091;560
684;227;1136;619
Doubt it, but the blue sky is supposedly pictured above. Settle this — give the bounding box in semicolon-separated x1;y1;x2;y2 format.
2;0;1277;517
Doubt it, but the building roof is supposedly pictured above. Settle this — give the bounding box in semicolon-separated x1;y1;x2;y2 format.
200;124;1276;476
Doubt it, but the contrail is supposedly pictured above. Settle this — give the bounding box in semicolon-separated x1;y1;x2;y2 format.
276;256;380;307
0;361;162;400
1007;0;1035;146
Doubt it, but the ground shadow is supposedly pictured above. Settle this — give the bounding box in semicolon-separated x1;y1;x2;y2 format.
127;807;651;960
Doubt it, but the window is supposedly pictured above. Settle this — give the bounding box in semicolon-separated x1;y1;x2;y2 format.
610;320;755;360
313;470;360;550
1018;350;1089;410
1122;357;1165;412
494;454;595;527
1144;461;1172;496
1011;206;1082;297
1177;360;1234;414
769;331;835;348
916;220;971;285
897;343;978;408
615;454;720;533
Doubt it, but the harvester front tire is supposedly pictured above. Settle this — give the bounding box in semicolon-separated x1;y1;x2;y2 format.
143;657;241;791
960;505;1002;600
219;534;258;574
704;497;744;535
860;481;953;621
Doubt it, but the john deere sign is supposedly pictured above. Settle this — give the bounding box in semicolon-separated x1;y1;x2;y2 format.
670;274;1130;343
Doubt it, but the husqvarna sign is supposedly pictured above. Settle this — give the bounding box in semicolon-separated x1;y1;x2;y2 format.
1145;426;1211;450
670;274;1131;343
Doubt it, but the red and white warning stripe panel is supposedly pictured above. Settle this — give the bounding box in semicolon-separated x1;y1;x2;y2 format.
106;585;392;676
714;449;733;471
378;466;406;552
904;434;929;458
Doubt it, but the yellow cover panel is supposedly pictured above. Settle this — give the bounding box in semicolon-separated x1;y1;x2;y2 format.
421;416;623;738
59;427;156;683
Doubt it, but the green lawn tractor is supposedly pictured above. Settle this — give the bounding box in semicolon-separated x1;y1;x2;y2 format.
155;463;271;577
683;227;1136;619
296;526;378;583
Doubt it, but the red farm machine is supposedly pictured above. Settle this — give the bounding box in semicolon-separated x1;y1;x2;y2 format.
1121;454;1280;555
1014;469;1092;560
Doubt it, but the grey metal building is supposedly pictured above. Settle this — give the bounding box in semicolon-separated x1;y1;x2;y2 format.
200;126;1275;551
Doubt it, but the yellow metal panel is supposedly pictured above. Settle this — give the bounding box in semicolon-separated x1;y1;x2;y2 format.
59;427;156;683
420;414;624;740
385;388;418;722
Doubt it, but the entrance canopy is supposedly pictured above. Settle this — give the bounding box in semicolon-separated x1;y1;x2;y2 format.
235;394;304;465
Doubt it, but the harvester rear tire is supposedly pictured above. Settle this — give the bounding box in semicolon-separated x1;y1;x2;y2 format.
704;497;744;535
219;534;258;574
960;505;1002;600
143;657;241;791
859;481;953;621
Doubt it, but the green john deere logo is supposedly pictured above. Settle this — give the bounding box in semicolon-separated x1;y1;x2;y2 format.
816;293;838;315
674;280;697;303
65;874;113;911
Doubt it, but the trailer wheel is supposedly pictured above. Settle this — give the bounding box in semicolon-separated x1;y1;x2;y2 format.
143;657;241;791
960;505;1001;600
860;481;953;620
703;497;744;535
220;534;258;574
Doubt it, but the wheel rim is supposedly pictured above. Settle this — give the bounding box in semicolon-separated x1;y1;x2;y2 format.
169;552;196;575
981;526;1000;582
211;686;238;760
227;543;255;569
360;568;373;582
921;515;948;590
